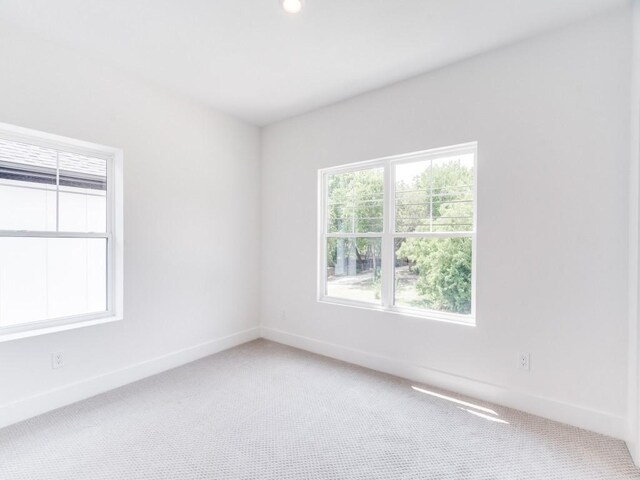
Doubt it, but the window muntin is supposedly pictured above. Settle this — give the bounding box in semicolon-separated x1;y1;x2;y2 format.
0;126;120;336
319;143;476;323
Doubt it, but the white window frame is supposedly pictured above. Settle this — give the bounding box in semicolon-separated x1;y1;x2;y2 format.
0;122;124;342
318;142;477;326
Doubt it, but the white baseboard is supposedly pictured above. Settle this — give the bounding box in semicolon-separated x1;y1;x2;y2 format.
2;325;627;444
261;326;626;441
628;439;639;467
0;326;260;429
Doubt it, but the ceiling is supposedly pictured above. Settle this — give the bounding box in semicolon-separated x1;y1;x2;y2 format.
0;0;628;125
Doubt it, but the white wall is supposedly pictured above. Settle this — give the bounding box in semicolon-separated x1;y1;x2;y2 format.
628;0;640;463
0;20;261;421
260;8;632;439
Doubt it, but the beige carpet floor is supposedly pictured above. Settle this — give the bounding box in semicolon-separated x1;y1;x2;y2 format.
0;339;638;479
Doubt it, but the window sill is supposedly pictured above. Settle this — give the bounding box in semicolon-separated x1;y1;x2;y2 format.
318;296;475;327
0;314;123;343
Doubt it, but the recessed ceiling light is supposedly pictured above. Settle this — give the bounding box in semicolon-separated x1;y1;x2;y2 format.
281;0;303;14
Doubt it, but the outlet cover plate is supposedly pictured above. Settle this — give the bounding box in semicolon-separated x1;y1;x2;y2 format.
52;352;64;369
518;353;530;371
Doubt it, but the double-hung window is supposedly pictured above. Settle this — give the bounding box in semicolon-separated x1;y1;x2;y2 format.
0;123;123;340
319;142;476;324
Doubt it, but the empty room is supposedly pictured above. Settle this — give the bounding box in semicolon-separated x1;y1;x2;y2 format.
0;0;639;478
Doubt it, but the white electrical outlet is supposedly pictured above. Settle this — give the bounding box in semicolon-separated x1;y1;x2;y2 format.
52;351;64;369
518;353;530;371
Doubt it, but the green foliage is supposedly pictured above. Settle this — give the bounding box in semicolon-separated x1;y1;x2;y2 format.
396;159;473;313
396;160;473;233
396;237;472;314
327;237;381;276
327;169;384;274
327;168;384;234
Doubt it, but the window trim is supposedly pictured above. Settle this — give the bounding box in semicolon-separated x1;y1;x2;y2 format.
317;142;477;326
0;122;124;342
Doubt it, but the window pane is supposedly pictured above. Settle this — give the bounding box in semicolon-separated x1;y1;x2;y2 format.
327;168;383;233
394;237;472;314
58;152;107;233
0;183;56;231
58;189;107;232
0;139;108;233
0;237;107;327
0;139;58;231
326;237;381;303
395;154;474;233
